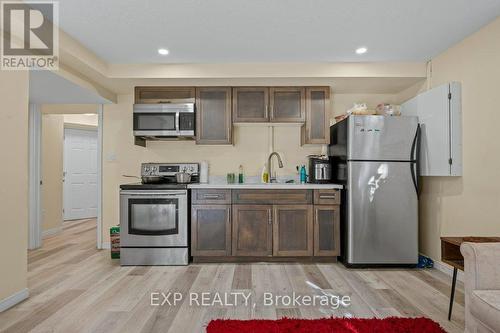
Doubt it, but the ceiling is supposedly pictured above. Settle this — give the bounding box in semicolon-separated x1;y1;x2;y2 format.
54;0;500;64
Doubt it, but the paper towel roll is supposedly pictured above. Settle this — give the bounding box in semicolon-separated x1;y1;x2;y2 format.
200;161;209;183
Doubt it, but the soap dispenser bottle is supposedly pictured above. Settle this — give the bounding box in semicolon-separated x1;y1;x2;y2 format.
261;164;269;183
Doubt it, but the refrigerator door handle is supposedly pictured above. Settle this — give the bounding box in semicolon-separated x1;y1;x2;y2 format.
410;124;421;196
410;124;419;162
410;162;418;196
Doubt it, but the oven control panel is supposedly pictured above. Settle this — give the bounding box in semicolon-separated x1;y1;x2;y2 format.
141;163;199;176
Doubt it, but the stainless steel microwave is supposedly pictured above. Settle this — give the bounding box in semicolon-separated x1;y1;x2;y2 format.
133;102;195;138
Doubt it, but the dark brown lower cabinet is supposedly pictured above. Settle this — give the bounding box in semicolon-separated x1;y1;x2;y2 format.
273;205;313;256
191;205;231;256
232;205;273;256
314;206;340;256
191;189;341;261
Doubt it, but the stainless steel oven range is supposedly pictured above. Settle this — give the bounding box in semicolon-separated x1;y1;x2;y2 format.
119;163;199;265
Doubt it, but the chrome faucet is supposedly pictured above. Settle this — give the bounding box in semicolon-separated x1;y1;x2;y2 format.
267;152;284;183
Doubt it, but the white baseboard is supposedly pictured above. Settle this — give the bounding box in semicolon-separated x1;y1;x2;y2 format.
433;260;464;282
101;242;111;249
0;288;29;312
42;226;62;239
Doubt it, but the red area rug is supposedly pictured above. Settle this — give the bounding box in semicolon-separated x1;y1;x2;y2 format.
207;317;446;333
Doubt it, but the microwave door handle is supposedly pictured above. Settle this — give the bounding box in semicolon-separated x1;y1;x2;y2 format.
175;112;180;132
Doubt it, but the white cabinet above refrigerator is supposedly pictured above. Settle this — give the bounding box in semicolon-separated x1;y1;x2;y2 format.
401;82;462;176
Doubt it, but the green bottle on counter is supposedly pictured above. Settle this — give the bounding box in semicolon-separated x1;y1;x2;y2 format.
238;165;244;184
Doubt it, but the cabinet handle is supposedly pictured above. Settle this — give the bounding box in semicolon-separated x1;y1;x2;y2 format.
265;105;269;119
268;213;272;225
319;195;336;199
203;194;222;199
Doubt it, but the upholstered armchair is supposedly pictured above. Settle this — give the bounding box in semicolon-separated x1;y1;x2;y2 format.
460;242;500;333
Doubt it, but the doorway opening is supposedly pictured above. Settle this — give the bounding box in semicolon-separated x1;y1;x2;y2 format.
35;109;103;248
28;70;112;250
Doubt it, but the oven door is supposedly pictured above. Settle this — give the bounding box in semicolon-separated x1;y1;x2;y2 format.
120;190;187;247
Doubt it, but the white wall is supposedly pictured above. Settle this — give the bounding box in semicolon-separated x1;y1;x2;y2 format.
41;114;64;233
407;16;500;260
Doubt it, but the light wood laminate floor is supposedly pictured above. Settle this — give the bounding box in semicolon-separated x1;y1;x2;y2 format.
0;219;465;333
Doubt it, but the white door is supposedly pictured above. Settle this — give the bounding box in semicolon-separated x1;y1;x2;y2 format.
63;128;98;220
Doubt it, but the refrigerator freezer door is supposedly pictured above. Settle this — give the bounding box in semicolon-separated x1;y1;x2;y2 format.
347;161;418;264
348;115;419;161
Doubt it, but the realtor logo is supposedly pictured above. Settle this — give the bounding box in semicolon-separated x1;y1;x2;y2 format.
1;1;59;70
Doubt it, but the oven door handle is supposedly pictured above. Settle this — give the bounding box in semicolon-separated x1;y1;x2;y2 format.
175;112;180;133
120;191;186;196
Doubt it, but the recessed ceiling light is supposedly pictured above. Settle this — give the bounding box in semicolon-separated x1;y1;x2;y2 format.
158;48;169;55
355;47;367;54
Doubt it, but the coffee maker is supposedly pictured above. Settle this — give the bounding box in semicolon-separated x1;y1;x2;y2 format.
308;156;332;183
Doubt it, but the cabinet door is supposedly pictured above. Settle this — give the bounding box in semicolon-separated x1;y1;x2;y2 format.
196;87;232;144
270;87;305;122
232;205;272;256
232;87;269;122
314;206;340;256
302;87;330;144
134;87;195;103
191;205;231;256
273;205;313;256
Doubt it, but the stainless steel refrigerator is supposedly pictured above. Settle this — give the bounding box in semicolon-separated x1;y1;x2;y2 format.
329;115;420;266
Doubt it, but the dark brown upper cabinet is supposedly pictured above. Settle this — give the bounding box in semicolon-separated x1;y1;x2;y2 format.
232;87;269;122
135;87;195;104
270;87;305;122
196;87;232;145
302;87;331;145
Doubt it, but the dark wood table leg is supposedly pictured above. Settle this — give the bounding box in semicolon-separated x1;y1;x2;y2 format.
448;267;458;320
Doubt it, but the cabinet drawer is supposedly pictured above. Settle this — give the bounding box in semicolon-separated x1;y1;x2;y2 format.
192;189;231;204
232;190;312;205
313;189;340;205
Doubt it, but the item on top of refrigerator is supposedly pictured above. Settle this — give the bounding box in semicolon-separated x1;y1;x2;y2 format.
334;114;348;122
346;103;376;115
375;103;401;116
